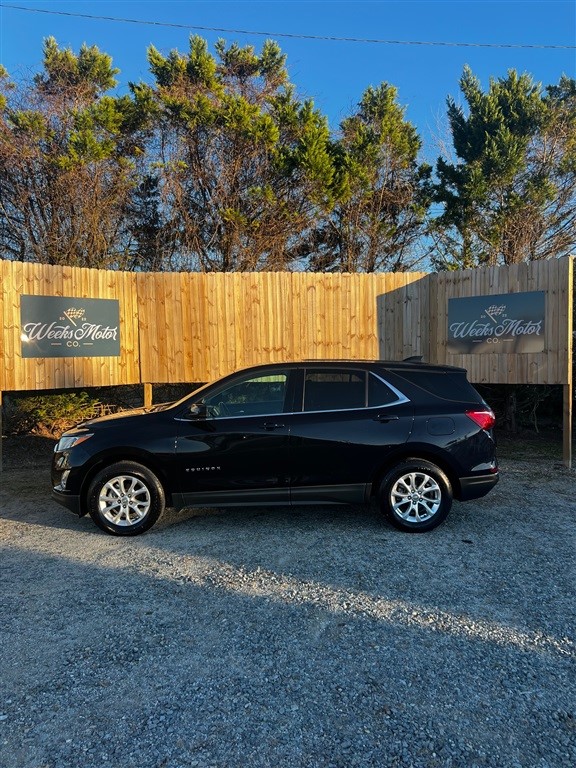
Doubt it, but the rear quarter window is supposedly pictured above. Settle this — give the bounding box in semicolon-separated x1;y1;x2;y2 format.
394;370;483;403
368;373;402;406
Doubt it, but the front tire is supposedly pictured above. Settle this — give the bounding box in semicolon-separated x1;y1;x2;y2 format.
379;459;452;532
87;461;165;536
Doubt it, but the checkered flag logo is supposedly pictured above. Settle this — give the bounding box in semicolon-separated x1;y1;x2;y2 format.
484;304;506;323
61;307;86;326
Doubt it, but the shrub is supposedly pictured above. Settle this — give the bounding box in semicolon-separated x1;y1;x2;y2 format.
5;391;102;437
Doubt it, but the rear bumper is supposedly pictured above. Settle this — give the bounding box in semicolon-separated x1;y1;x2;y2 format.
458;472;499;501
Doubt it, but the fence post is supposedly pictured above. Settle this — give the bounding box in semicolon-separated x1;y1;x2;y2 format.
144;383;153;409
563;384;573;469
564;256;574;468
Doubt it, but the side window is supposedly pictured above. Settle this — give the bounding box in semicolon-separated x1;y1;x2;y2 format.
368;373;403;407
395;370;482;402
203;372;288;417
303;369;366;412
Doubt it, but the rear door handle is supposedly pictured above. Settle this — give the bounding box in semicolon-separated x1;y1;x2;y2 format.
263;422;286;431
374;415;399;423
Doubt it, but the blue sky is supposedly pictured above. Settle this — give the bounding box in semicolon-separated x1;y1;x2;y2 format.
0;0;574;162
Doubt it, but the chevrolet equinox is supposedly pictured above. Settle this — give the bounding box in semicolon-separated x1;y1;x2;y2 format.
52;360;499;535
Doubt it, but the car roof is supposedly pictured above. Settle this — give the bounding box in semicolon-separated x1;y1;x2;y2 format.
234;360;467;374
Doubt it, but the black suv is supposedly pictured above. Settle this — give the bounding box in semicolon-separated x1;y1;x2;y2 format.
52;360;498;536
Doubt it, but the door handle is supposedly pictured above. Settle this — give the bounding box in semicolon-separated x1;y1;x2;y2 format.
263;422;285;430
374;414;399;423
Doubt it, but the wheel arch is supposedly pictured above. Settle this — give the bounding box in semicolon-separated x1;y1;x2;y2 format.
78;449;174;514
370;445;461;499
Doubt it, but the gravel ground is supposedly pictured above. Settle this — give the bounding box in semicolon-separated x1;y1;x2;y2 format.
0;442;575;768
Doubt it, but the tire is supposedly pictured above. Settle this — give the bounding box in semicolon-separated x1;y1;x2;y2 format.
87;461;165;536
379;459;452;532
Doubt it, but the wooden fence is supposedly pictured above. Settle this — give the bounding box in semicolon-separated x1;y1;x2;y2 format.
0;257;573;463
0;262;141;390
0;265;430;390
385;258;574;386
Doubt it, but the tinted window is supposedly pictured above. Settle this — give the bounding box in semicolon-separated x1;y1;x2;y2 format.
368;373;402;406
303;370;366;411
203;372;288;417
395;370;483;403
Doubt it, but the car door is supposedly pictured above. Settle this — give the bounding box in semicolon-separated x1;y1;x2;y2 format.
174;368;295;506
289;366;414;504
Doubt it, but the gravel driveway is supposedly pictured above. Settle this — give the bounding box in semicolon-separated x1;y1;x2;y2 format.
0;445;574;768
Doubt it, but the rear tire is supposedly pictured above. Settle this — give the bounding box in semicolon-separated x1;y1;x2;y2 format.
87;461;165;536
379;459;452;532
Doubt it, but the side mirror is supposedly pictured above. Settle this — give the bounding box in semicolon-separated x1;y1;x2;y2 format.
188;402;208;419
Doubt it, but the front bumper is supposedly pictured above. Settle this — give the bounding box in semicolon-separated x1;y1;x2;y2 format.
52;486;83;516
52;446;87;516
458;471;499;501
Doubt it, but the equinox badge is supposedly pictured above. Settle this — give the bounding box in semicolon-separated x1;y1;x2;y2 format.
185;466;222;473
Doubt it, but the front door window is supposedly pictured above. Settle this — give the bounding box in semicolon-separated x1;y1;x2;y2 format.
202;372;289;418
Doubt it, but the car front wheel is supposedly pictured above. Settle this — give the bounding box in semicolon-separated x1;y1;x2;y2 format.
87;461;165;536
379;459;452;532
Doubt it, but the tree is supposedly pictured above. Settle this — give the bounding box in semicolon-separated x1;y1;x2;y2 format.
300;83;431;272
0;37;147;267
433;67;576;268
123;173;179;272
141;36;334;271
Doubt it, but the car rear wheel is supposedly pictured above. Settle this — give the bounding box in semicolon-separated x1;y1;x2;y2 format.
87;461;165;536
379;459;452;532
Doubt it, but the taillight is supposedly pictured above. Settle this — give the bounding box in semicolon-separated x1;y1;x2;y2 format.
466;409;496;430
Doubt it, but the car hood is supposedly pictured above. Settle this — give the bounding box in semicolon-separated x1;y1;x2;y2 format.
79;403;174;428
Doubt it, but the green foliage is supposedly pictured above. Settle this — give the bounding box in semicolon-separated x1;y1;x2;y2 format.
187;36;218;87
36;36;118;96
6;392;101;436
214;38;287;88
303;82;431;272
148;46;189;88
7;109;48;138
142;35;335;270
434;67;576;268
0;65;14;111
2;36;574;274
0;38;150;267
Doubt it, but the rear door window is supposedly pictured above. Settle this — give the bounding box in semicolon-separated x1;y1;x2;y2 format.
303;369;366;412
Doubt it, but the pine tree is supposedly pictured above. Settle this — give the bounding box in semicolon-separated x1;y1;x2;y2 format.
0;38;148;267
141;36;334;271
302;84;431;272
433;67;576;267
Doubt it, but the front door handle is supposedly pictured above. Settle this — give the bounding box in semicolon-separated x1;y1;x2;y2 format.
374;414;399;423
263;422;286;431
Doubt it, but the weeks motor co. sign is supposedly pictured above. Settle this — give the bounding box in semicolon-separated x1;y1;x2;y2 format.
447;291;546;354
20;295;121;358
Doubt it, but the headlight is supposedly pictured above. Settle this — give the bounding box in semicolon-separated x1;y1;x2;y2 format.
55;433;94;451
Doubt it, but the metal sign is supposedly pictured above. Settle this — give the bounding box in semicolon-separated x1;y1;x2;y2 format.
447;291;545;354
20;295;121;358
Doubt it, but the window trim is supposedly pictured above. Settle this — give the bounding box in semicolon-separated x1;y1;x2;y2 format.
298;368;409;415
176;368;410;421
177;367;293;421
